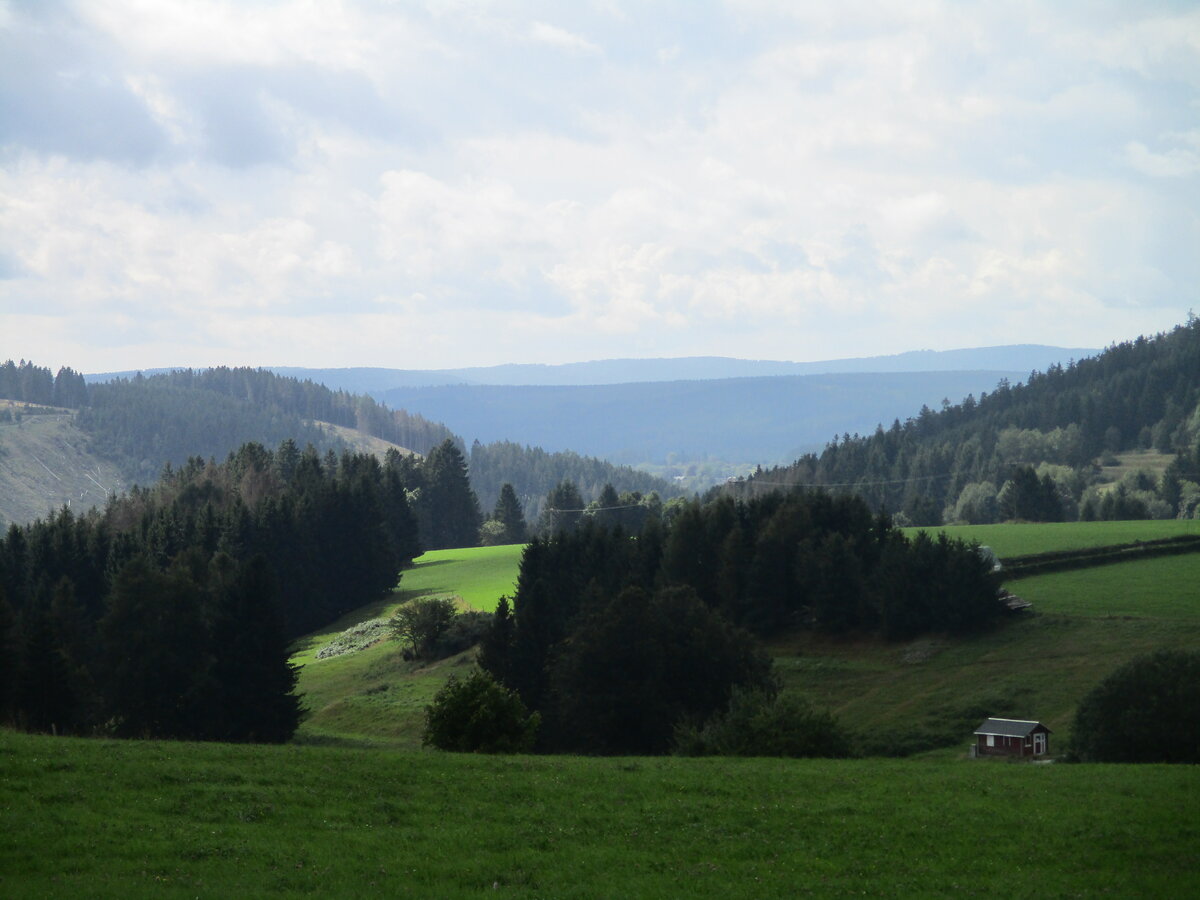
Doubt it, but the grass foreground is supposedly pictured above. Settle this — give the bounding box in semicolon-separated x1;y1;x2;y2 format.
2;728;1197;898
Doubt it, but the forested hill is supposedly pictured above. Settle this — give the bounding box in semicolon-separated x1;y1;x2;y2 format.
469;440;679;525
731;319;1200;525
1;361;680;528
82;367;457;477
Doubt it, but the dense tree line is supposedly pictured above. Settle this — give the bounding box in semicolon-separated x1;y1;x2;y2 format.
107;367;458;454
379;439;483;551
730;319;1200;525
0;361;88;410
468;440;679;526
479;489;1003;754
0;439;423;741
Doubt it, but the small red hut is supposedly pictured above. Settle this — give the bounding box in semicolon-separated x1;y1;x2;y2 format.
972;718;1051;758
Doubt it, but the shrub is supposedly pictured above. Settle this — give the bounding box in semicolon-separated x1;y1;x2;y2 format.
1071;650;1200;763
390;598;458;660
674;687;852;758
423;669;539;753
429;610;493;660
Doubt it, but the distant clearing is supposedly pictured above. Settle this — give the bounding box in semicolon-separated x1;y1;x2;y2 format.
396;544;524;612
289;544;524;747
0;408;126;528
917;519;1200;558
308;420;418;459
1097;448;1176;483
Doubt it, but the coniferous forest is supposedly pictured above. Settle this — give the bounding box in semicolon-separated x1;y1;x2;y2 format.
0;360;678;529
729;319;1200;525
0;440;431;741
479;491;1003;755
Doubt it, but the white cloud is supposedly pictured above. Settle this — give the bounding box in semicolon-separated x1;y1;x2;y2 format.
1;1;1196;373
528;21;601;56
1126;137;1200;178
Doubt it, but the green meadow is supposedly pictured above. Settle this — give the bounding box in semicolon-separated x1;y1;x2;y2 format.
4;522;1196;897
912;518;1200;558
395;544;524;612
288;545;524;748
288;523;1200;754
2;729;1196;898
782;522;1200;753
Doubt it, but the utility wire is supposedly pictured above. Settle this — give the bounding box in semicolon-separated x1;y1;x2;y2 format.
737;472;954;489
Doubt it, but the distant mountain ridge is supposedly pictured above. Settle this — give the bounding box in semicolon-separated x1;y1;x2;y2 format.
376;370;1030;465
78;344;1100;474
264;345;1095;390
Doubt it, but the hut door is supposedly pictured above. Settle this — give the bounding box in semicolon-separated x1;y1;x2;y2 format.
1033;732;1046;755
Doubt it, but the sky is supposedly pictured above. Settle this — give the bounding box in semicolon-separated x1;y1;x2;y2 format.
1;0;1198;374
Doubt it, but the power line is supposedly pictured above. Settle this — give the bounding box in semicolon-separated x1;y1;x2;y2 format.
737;472;954;489
545;504;647;513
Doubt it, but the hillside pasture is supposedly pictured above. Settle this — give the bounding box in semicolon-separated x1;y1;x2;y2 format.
289;544;524;747
774;550;1200;754
287;534;1200;754
396;544;524;612
1015;554;1200;620
917;519;1200;558
1;729;1195;898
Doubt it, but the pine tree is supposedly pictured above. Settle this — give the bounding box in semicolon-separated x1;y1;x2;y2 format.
418;439;482;550
100;556;211;739
207;554;303;743
491;484;527;545
539;481;584;535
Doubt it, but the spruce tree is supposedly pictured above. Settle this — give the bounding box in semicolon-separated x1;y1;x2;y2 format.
418;439;482;550
491;484;527;545
207;553;303;743
539;480;584;535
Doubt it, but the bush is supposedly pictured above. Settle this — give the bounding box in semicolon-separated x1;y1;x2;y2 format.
423;669;539;753
674;687;851;758
429;610;493;660
1071;650;1200;763
390;598;458;660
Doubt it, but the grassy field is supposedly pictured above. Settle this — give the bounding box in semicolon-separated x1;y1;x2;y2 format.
1097;448;1176;484
288;544;524;747
395;544;524;612
287;529;1200;754
915;518;1200;558
2;728;1196;898
774;540;1200;754
4;525;1197;896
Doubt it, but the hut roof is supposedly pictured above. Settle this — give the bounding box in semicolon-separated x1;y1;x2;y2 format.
973;718;1051;738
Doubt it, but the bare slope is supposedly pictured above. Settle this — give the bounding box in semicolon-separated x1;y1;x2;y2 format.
0;405;414;529
0;404;126;528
